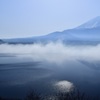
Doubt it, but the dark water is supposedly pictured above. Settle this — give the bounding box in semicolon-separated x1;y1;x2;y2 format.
0;54;100;99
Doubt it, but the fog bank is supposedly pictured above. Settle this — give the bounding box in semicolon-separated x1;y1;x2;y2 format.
0;43;100;63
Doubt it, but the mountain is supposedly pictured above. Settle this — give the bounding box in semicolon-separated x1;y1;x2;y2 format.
76;16;100;29
3;16;100;45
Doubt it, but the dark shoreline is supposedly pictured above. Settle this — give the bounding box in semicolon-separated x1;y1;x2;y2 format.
0;89;100;100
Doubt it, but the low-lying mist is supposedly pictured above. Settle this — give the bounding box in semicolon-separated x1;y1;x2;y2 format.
0;42;100;64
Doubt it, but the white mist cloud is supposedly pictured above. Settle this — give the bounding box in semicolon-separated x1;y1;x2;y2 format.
0;43;100;64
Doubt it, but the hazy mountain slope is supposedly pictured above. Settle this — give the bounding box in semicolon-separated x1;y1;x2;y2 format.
3;16;100;44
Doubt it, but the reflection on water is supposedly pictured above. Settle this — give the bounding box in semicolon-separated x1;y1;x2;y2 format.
79;60;100;70
53;80;74;93
0;53;100;98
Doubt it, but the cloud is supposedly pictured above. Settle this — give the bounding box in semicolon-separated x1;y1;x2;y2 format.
0;42;100;64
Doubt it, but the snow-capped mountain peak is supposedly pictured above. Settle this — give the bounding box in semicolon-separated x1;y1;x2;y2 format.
76;16;100;29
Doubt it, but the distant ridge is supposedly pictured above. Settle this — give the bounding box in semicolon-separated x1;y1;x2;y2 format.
0;39;4;44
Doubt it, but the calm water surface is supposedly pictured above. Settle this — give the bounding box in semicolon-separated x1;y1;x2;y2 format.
0;54;100;99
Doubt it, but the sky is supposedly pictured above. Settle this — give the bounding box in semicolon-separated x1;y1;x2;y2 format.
0;0;100;38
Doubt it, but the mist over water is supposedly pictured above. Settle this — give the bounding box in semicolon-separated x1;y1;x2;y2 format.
0;42;100;63
0;43;100;98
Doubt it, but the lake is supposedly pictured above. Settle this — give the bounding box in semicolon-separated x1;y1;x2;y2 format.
0;44;100;99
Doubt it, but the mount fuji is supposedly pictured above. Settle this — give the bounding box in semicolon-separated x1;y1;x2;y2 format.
76;16;100;29
2;16;100;45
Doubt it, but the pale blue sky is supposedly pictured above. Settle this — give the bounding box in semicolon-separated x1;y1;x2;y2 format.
0;0;100;38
